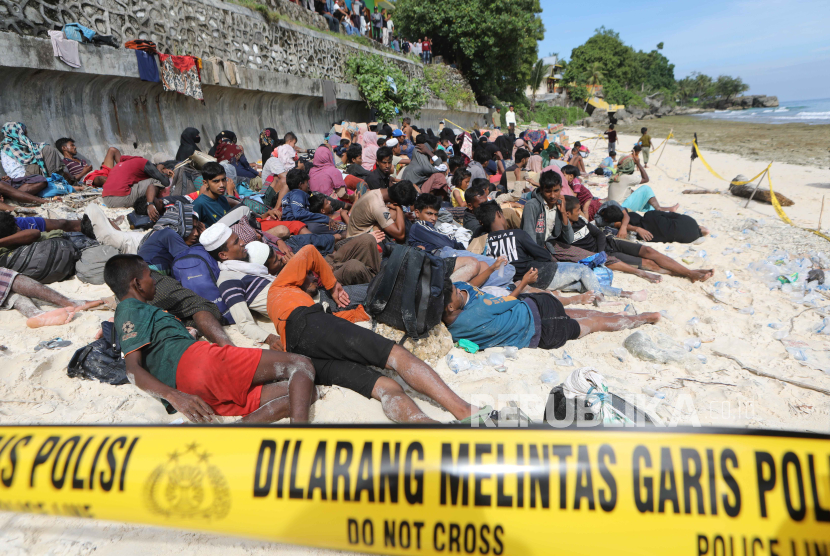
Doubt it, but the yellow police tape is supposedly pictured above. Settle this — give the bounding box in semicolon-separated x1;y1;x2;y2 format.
443;119;471;134
1;425;829;554
650;132;674;152
768;170;830;243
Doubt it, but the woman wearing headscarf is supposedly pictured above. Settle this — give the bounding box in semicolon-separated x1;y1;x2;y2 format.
539;141;560;168
259;128;280;164
359;131;379;171
511;138;526;161
1;122;66;179
494;135;513;162
208;130;236;157
175;127;201;161
214;136;259;182
309;146;347;198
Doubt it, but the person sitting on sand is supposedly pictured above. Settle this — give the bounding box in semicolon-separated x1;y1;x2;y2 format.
0;266;103;328
345;179;414;241
598;150;617;177
463;181;522;237
281;169;338;235
476;200;647;300
565;141;588;176
0;211;81;249
606;146;679;217
521;170;573;252
193;162;241;226
136;203;205;274
561;196;714;283
97;155;172;214
594;201;710;245
104;254;315;423
266;244;494;424
561;164;602;220
441;278;660;351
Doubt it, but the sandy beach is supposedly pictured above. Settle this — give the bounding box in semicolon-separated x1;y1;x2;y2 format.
2;127;830;554
616;116;830;168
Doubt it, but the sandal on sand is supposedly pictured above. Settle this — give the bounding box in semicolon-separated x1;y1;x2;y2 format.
453;405;498;426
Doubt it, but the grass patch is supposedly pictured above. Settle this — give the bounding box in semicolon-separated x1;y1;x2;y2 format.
424;64;476;108
517;105;588;126
228;0;281;23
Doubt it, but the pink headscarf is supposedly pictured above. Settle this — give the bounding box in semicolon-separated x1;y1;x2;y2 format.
512;139;526;161
309;147;346;196
360;132;379;171
527;154;543;174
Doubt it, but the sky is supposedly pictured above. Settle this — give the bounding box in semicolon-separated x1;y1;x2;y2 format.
536;0;830;101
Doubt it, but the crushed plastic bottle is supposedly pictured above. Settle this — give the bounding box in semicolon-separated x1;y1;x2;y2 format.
612;347;628;362
624;331;698;367
487;353;506;367
642;386;666;399
725;271;734;279
684;338;701;351
773;330;789;340
768;322;785;329
738;307;755;315
696;354;708;364
446;355;483;373
504;346;519;359
811;318;830;335
552;351;574;366
698;250;708;259
623;304;637;316
687;317;700;326
541;370;559;383
660;310;673;320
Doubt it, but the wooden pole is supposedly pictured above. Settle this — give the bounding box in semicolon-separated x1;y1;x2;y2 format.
688;159;694;183
654;128;672;167
743;164;772;208
819;196;826;231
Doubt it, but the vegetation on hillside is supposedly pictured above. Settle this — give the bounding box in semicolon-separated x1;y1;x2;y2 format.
345;53;428;122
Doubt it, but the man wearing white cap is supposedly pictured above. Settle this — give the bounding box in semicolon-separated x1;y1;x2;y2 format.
200;225;282;350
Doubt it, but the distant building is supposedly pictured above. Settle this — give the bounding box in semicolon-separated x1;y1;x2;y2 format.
525;55;564;102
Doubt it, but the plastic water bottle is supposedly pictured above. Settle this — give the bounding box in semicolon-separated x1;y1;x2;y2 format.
660;310;673;320
687;317;699;326
684;339;701;351
541;370;558;383
623;304;637;316
487;353;506;367
552;351;574;366
446;354;471;373
642;387;666;399
698;250;708;259
773;330;789;340
504;346;519;359
612;347;628;362
768;322;785;329
738;307;755;315
725;270;734;279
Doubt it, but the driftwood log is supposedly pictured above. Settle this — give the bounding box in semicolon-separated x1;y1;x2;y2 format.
729;182;794;206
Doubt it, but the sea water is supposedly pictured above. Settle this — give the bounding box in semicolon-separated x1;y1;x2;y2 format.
691;97;830;125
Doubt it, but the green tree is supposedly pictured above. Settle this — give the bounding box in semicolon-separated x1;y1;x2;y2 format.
528;59;552;111
567;84;589;106
345;53;429;123
691;72;715;101
393;0;544;101
714;75;750;100
656;42;664;50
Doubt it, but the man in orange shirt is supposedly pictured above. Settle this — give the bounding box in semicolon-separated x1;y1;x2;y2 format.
267;245;486;424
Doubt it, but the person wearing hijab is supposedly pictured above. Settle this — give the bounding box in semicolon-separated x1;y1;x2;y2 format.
259;128;280;164
1;122;67;180
208;130;236;157
309;146;347;198
214;137;259;182
359;131;379;171
175;127;201;161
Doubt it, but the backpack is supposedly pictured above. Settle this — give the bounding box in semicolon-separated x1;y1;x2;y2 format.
0;237;79;284
76;245;120;285
364;244;445;341
67;320;129;386
127;211;153;230
171;244;235;324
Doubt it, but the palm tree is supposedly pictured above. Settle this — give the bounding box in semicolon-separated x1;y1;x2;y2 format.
528;59;552;111
582;62;604;110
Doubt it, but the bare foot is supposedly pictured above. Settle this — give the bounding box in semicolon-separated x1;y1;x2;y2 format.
666;203;680;212
592;291;606;306
637;271;662;284
577;291;599;305
625;289;649;302
69;300;105;312
640;312;661;324
26;307;75;328
700;226;710;236
689;269;714;283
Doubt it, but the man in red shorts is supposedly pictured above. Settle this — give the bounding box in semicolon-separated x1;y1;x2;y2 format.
104;254;315;423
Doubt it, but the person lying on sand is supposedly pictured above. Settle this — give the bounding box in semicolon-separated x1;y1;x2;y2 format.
595;202;711;245
0;211;81;249
561;196;714;283
0;267;103;327
266;244;493;424
104;254;316;423
442;279;660;351
476;200;648;298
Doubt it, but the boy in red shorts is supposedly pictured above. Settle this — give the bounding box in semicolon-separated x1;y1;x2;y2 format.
103;254;315;423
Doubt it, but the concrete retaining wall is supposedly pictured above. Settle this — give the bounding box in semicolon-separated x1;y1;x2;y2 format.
0;32;485;164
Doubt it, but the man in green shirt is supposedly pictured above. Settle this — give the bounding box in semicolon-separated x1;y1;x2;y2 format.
105;254;315;423
639;127;654;167
193;162;240;226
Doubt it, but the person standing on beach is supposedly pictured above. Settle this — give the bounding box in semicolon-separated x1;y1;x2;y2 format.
492;107;501;130
605;124;617;155
639;127;654;167
506;105;517;135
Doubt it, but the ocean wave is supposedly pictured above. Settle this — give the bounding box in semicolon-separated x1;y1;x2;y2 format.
762;110;773;113
773;107;789;112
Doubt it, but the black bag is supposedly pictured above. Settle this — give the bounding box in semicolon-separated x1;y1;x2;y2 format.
0;237;79;284
364;244;445;341
543;385;653;425
67;321;128;385
64;231;99;251
127;211;153;230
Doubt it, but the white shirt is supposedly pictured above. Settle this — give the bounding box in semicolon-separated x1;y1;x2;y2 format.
1;152;25;179
505;110;517;126
544;203;557;238
262;156;286;183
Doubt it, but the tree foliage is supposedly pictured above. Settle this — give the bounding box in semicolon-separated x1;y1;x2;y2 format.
345;53;429;123
393;0;544;102
528;59;552;110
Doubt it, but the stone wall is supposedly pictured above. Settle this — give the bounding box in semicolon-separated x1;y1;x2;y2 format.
0;0;425;85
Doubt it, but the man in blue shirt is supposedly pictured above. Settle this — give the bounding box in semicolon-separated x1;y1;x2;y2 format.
441;280;660;351
193;162;241;226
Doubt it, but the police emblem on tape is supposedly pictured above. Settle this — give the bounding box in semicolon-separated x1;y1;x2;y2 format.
143;442;230;520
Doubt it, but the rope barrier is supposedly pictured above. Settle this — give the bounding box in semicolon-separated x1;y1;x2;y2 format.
442;118;471;134
767;169;830;243
650;132;673;152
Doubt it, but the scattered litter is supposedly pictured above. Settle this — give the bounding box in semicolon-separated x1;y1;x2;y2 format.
35;338;72;351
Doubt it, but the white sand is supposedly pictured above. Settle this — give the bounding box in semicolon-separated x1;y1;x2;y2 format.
2;128;830;553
